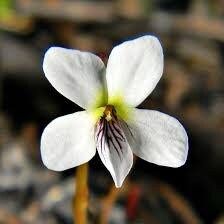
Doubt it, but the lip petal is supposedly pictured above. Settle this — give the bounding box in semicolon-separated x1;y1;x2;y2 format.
95;115;133;188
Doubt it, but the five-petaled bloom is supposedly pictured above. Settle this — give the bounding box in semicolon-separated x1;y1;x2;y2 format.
41;35;188;188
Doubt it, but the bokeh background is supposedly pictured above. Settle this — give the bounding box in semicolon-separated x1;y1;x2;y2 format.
0;0;224;223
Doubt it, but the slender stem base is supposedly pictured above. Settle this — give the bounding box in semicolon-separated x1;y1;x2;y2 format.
73;163;89;224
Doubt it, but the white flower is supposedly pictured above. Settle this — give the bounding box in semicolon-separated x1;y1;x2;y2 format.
41;35;188;188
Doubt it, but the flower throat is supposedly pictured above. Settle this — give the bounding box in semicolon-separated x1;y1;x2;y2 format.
95;105;126;159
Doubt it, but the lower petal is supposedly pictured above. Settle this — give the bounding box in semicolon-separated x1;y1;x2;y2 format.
95;117;133;187
41;111;96;171
123;109;188;167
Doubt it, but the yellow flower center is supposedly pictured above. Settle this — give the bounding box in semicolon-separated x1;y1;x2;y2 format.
89;94;133;124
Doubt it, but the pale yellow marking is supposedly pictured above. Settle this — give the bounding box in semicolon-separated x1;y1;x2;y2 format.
105;112;112;121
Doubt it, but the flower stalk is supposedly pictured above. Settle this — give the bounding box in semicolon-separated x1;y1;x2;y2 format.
100;185;120;224
73;163;89;224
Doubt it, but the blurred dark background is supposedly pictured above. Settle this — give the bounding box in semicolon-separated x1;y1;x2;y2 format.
0;0;224;223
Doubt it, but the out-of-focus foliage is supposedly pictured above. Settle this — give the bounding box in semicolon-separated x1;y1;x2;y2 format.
0;0;13;17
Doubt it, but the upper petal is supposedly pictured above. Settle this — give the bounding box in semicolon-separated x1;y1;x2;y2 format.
123;109;188;167
43;47;107;109
106;35;164;107
95;117;133;187
41;111;96;171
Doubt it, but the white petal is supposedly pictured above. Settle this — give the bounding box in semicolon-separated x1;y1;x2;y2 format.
123;109;188;167
43;47;107;109
41;111;96;171
95;118;133;187
106;35;163;107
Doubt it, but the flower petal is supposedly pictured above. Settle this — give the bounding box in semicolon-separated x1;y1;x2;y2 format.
106;35;163;107
41;111;96;171
95;118;133;187
43;47;107;109
123;109;188;167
